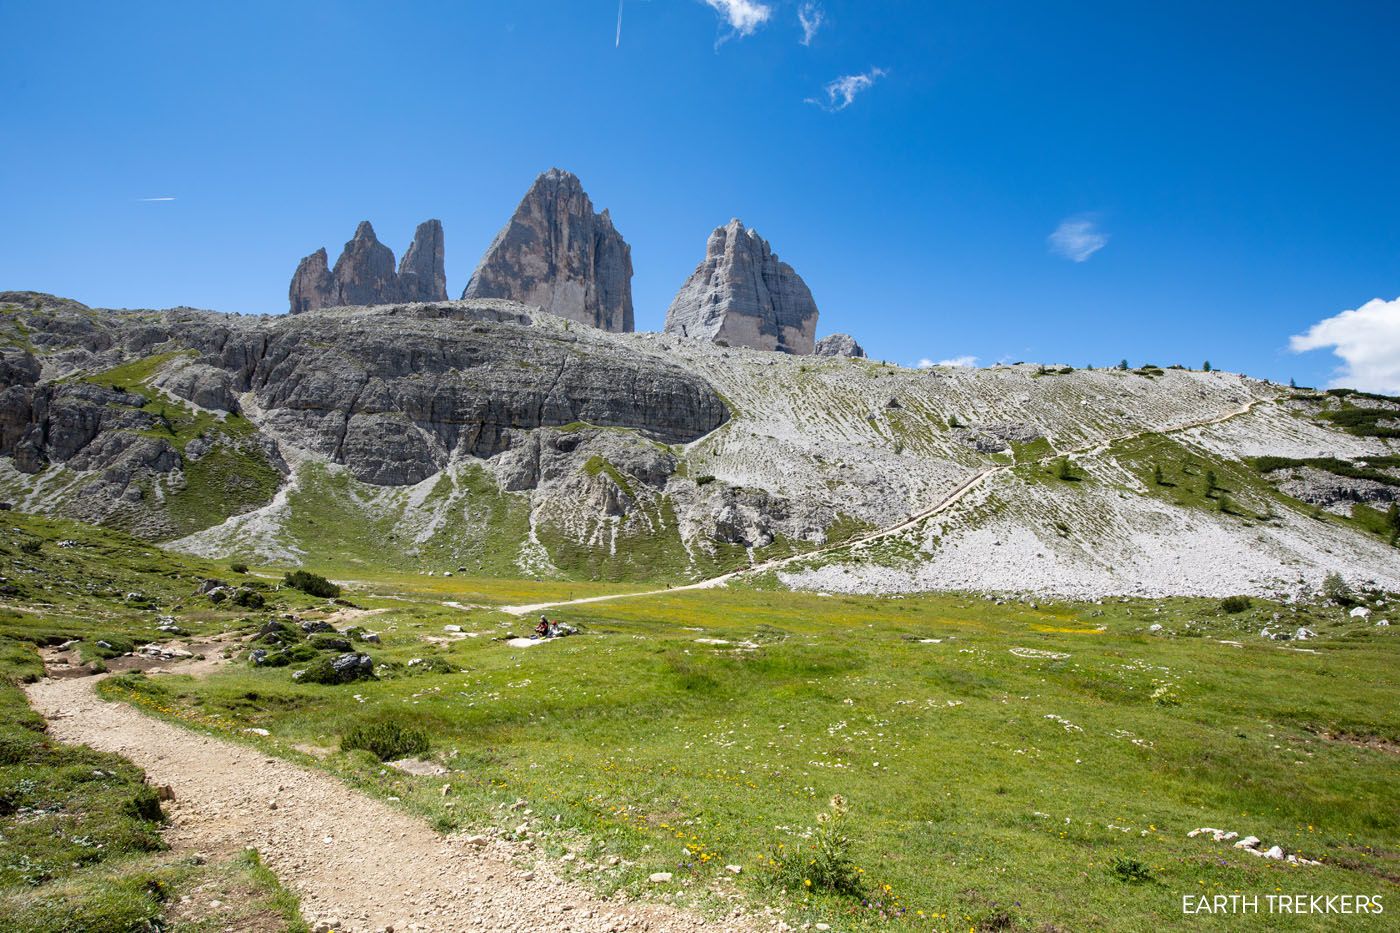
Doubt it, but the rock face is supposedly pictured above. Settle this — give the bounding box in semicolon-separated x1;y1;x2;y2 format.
289;220;446;313
330;222;400;307
462;169;634;332
289;249;333;314
0;296;727;491
397;220;448;303
663;219;819;355
815;334;865;358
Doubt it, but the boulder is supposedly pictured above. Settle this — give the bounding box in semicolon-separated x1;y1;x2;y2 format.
814;333;866;358
462;169;634;332
663;218;819;355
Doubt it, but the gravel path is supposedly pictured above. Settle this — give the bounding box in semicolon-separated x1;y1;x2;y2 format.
25;674;755;933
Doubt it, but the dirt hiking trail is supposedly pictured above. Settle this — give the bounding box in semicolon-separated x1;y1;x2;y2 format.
26;674;755;933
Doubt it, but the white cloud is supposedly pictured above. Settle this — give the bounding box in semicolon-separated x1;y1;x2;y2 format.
1048;216;1107;262
797;2;824;45
703;0;772;37
1290;296;1400;394
137;196;176;202
918;356;978;369
806;67;886;111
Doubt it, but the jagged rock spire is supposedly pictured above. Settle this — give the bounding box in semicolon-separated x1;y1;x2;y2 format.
462;169;634;332
398;219;447;303
288;220;446;313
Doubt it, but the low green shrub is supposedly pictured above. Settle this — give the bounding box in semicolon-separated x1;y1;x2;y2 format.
283;569;340;599
340;718;430;761
231;587;265;609
1219;596;1252;614
1109;856;1152;884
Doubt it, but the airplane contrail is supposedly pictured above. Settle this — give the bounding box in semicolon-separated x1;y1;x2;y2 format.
616;0;624;47
138;196;176;202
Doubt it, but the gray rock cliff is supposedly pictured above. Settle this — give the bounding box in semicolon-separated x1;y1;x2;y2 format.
462;169;634;332
663;219;818;355
0;295;726;491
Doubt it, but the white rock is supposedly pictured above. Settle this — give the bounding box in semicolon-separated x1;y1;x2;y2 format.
649;872;673;884
1234;836;1260;849
1350;606;1371;618
725;864;743;874
1263;845;1285;860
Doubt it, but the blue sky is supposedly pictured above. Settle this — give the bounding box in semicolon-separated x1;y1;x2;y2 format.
3;1;1398;389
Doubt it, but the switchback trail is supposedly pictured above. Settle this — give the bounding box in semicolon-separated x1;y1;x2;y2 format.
26;673;754;933
497;396;1268;616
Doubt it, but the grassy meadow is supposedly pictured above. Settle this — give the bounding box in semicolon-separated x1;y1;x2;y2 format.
96;569;1400;931
1;510;1396;929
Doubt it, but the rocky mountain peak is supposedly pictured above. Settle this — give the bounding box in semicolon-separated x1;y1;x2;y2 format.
398;219;448;303
663;219;819;355
462;169;634;332
289;220;446;313
289;247;332;314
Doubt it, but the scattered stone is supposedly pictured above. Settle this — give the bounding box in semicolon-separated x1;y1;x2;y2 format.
648;872;673;884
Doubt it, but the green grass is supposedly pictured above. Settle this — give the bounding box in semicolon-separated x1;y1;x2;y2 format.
5;509;1398;930
99;582;1400;931
1251;455;1400;488
1113;434;1282;520
1317;406;1400;439
0;635;305;931
166;437;284;536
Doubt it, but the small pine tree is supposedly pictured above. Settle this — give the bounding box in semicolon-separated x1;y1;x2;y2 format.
1388;503;1400;546
1153;463;1165;486
1289;377;1297;389
1217;493;1232;514
1202;360;1212;372
947;413;961;428
1118;359;1129;371
1322;572;1352;605
1055;458;1075;481
1204;469;1218;495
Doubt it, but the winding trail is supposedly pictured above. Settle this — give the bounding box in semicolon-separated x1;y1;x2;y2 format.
26;673;754;933
499;396;1268;616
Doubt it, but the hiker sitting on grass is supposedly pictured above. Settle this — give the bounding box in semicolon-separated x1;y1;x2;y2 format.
535;616;551;638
